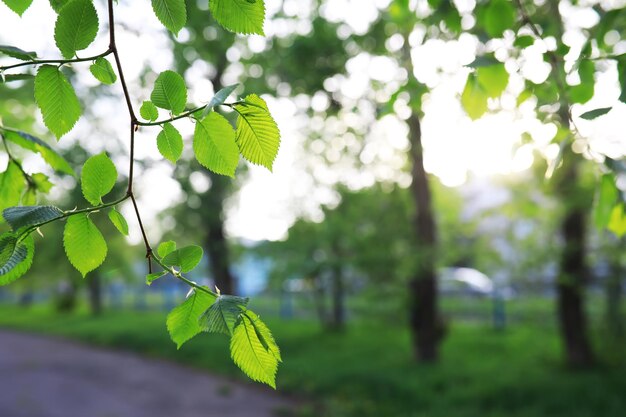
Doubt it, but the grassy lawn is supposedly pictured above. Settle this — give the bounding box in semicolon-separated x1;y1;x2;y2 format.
0;303;625;417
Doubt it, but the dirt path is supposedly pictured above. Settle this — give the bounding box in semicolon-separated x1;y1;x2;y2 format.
0;330;295;417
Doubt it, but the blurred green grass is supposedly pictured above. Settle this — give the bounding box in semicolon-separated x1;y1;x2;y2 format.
0;303;625;417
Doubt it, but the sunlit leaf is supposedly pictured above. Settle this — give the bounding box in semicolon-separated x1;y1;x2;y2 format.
2;129;74;175
157;122;183;163
484;0;515;38
166;288;216;348
230;310;281;388
209;0;265;35
157;240;177;258
151;0;187;35
140;101;159;121
151;70;187;115
34;65;81;139
162;245;203;273
63;213;107;277
193;112;239;177
108;208;129;236
54;0;99;59
89;57;117;85
233;94;280;170
81;152;117;206
0;45;36;60
476;63;508;98
461;72;488;120
0;162;24;218
1;0;33;16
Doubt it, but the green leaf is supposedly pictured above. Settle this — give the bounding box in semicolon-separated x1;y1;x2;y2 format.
0;162;24;218
32;173;54;193
89;57;117;85
484;0;515;38
108;208;128;236
166;288;216;348
569;60;595;104
465;55;499;68
81;152;117;206
0;45;37;60
0;73;34;83
150;70;187;115
1;0;33;16
54;0;99;59
34;65;81;139
230;310;280;388
516;89;533;106
151;0;187;35
617;56;626;104
476;64;508;98
49;0;70;13
579;107;612;120
0;234;34;285
461;72;488;120
594;174;619;229
140;101;159;121
3;205;64;231
63;213;107;277
162;245;203;273
199;295;249;336
3;129;75;175
513;35;534;48
146;271;166;285
608;204;626;238
234;94;280;170
209;0;265;35
157;240;177;258
193;112;239;177
202;84;239;118
157;123;183;163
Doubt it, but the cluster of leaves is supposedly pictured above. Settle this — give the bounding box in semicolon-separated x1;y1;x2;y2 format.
455;0;626;237
0;0;282;387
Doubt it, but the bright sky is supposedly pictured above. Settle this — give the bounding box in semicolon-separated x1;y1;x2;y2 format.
1;0;625;242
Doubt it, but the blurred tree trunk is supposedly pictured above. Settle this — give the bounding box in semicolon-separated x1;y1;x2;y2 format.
329;261;345;331
407;113;441;362
88;272;102;316
555;147;594;367
606;241;624;338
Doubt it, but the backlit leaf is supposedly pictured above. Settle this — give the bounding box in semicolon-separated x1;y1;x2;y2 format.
230;310;280;388
108;208;129;236
89;57;117;85
484;0;515;38
193;112;239;177
608;204;626;238
0;162;24;218
3;129;74;175
151;70;187;115
476;63;508;98
594;174;618;229
54;0;99;59
140;101;159;121
157;123;183;163
81;153;117;206
167;288;216;348
157;240;177;258
209;0;265;35
146;271;167;285
233;94;280;170
162;245;203;273
1;0;33;16
63;213;107;277
461;72;488;120
151;0;187;35
34;65;81;139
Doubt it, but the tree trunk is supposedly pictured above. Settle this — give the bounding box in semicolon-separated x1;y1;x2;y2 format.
329;263;345;330
555;148;594;367
88;272;102;316
204;174;236;295
407;113;441;362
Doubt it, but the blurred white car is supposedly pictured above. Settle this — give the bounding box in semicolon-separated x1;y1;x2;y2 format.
439;267;494;296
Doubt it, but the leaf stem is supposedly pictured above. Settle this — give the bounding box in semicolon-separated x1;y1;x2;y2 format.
136;106;205;126
152;255;218;298
0;50;113;71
